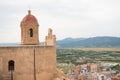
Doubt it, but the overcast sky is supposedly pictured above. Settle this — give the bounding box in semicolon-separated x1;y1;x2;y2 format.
0;0;120;43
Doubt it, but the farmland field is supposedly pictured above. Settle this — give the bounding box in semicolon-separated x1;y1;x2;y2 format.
66;48;120;51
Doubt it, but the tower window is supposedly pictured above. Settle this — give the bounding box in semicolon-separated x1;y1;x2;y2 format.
29;28;33;37
8;60;15;71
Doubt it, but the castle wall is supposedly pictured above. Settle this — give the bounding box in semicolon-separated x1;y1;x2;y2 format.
0;45;56;80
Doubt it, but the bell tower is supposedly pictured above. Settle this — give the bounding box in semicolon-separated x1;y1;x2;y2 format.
20;10;39;45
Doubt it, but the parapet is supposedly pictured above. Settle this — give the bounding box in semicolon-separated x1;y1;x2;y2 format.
45;28;56;46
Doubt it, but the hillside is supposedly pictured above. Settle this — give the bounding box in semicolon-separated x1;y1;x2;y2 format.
57;36;120;48
0;36;120;48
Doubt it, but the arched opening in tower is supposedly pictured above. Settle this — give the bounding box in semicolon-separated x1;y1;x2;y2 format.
29;28;33;37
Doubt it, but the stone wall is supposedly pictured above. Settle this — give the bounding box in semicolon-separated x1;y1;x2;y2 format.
0;45;56;80
21;22;39;45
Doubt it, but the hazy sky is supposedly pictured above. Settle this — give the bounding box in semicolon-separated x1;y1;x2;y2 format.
0;0;120;43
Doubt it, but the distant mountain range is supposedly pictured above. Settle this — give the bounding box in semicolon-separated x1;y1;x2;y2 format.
0;36;120;48
0;43;20;46
57;36;120;48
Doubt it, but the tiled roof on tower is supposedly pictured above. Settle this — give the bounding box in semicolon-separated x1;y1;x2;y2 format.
21;10;38;23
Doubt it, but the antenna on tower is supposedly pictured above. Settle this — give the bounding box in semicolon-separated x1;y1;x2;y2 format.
28;5;31;15
29;6;31;10
28;5;31;11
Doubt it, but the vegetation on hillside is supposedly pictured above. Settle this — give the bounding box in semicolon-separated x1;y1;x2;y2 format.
57;37;120;48
57;48;120;65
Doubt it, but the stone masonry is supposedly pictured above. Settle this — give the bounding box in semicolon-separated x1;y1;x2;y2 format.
0;10;57;80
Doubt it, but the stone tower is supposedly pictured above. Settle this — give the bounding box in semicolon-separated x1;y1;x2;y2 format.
20;10;39;45
45;28;56;46
0;10;68;80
